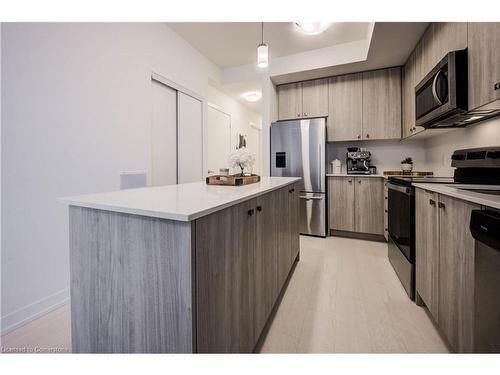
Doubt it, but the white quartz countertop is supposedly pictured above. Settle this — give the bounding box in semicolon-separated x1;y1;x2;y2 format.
413;183;500;210
326;173;387;179
60;177;301;222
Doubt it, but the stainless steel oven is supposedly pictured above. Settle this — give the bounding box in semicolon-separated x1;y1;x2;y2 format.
415;49;468;128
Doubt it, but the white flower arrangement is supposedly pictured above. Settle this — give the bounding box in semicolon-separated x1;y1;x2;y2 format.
228;147;256;176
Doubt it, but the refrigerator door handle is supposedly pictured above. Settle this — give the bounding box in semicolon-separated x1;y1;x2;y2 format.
299;195;323;200
318;143;322;190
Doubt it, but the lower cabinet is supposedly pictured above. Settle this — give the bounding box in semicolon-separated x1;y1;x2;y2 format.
195;183;299;353
415;188;440;319
328;176;384;236
328;177;355;231
415;188;478;353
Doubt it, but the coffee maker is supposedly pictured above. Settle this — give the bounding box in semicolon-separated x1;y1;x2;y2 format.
346;147;371;174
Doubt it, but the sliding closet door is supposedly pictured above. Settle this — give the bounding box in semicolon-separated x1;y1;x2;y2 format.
151;80;177;186
178;92;203;183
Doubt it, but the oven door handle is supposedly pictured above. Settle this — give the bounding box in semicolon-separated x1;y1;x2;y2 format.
432;69;444;106
387;183;412;195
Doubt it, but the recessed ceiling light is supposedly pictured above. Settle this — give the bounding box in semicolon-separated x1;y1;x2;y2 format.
241;91;262;102
295;22;331;35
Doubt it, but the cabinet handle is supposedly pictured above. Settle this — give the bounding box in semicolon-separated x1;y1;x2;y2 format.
357;135;361;139
494;82;500;91
366;134;370;139
429;199;436;206
247;209;254;216
358;179;361;184
256;206;262;212
438;202;445;209
297;113;301;118
288;188;295;193
304;112;308;117
348;179;353;183
385;209;388;213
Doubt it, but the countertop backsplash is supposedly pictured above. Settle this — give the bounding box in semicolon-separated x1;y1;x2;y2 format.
326;139;427;174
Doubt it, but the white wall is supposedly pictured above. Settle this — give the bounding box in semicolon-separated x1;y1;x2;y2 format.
326;139;427;174
424;117;500;176
1;23;220;334
207;85;262;174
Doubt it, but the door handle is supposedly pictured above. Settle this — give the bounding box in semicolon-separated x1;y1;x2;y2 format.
429;199;436;206
438;202;445;209
256;206;262;212
432;69;444;105
247;209;254;216
318;144;322;189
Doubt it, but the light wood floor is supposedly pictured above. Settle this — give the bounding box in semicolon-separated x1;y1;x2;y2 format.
1;236;448;353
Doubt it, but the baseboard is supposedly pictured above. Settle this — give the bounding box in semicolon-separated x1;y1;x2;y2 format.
0;288;70;336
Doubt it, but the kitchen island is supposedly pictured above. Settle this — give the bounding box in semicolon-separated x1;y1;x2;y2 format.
61;177;301;353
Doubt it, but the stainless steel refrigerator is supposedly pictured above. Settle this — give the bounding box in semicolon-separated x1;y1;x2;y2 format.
271;118;326;237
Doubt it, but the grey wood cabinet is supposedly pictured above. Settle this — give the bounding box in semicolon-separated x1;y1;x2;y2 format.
196;198;257;353
288;185;300;264
414;188;478;353
328;176;355;232
302;78;329;118
402;51;425;138
277;82;302;120
468;22;500;110
277;186;292;288
327;73;363;142
278;79;328;120
196;183;300;353
415;188;440;319
354;177;384;235
328;176;384;236
362;67;402;141
254;191;278;340
437;195;478;353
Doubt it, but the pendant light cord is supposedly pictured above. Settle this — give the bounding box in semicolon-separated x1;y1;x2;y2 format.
261;22;264;44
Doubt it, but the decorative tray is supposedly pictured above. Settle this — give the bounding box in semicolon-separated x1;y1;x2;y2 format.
206;174;261;186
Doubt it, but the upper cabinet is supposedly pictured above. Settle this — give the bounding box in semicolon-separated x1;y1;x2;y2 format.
302;78;329;118
402;51;423;138
327;73;363;142
362;67;402;140
277;78;328;120
277;82;302;120
468;22;500;110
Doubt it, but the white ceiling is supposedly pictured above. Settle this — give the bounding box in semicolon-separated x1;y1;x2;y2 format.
168;22;371;68
272;22;429;84
168;22;429;113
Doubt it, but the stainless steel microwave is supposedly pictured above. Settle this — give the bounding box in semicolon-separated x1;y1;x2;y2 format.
415;49;468;128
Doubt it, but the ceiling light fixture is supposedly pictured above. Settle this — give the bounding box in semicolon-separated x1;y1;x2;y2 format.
241;91;262;102
295;22;331;35
257;22;268;68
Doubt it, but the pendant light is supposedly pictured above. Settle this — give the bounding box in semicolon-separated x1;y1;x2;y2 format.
257;22;268;68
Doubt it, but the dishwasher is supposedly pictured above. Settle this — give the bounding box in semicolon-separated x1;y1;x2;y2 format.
470;209;500;353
